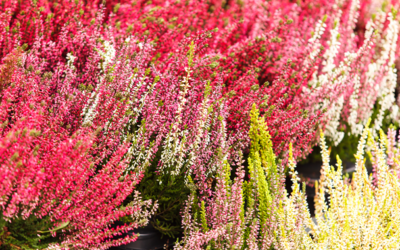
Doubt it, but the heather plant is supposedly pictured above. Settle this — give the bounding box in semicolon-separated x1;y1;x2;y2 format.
0;0;233;245
175;105;284;249
130;158;190;238
301;6;400;147
274;124;400;249
0;47;157;247
2;0;399;159
107;0;400;160
0;214;61;250
301;103;400;167
0;5;163;249
2;0;400;248
178;116;400;249
122;38;234;237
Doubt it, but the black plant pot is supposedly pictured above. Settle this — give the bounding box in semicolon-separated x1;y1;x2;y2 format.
108;223;174;250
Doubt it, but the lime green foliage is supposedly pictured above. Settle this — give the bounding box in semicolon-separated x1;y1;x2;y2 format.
0;214;61;250
248;104;279;233
249;105;278;177
200;201;208;232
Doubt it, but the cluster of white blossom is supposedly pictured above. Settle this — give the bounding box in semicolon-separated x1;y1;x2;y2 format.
97;40;116;71
371;13;399;135
303;5;399;145
324;96;345;146
275;123;400;249
66;52;76;70
158;44;196;177
158;65;193;177
347;75;363;135
303;18;327;71
81;40;116;127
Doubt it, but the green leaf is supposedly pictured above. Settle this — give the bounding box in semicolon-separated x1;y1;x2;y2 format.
37;221;70;234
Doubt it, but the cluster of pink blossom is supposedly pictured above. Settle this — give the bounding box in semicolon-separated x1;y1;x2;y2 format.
98;0;400;158
0;6;161;248
1;0;400;248
0;0;231;248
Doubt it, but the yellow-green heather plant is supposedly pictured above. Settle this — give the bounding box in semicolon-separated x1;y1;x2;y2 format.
275;121;400;249
247;104;281;243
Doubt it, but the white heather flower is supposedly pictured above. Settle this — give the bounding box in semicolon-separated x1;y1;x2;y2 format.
390;104;399;122
98;40;116;71
371;14;398;136
82;40;117;125
159;49;194;176
304;11;399;144
321;16;341;74
324;95;345;146
82;90;100;127
348;75;362;135
66;52;76;69
276;126;400;248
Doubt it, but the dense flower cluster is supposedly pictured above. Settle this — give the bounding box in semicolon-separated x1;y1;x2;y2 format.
178;115;400;249
0;15;159;250
101;0;400;158
175;105;284;249
273;125;400;249
0;0;231;247
3;0;398;160
1;0;400;248
302;7;400;146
